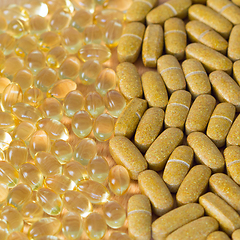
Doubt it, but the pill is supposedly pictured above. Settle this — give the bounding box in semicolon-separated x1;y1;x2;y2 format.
164;90;192;130
142;24;163;67
109;136;148;180
146;0;192;25
207;231;231;240
233;229;240;240
114;98;147;139
127;194;152;240
83;24;102;44
157;55;186;94
187;132;225;172
116;62;143;100
166;216;219;240
163;146;194;193
209;173;240;214
8;232;29;240
228;25;240;61
186;20;228;54
206;103;235;148
164;18;186;60
152;203;204;240
199;192;240;235
186;43;233;74
141;71;168;109
109;232;131;240
227;114;240;146
233;60;240;85
117;22;145;63
145;128;183;171
182;59;211;98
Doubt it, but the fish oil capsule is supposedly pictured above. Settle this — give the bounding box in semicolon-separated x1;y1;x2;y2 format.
22;0;48;17
186;43;233;74
83;24;102;44
0;112;17;132
0;78;10;97
38;31;61;52
187;132;225;172
87;156;109;183
29;15;49;36
78;180;110;204
164;90;192;130
72;110;93;138
8;232;29;240
0;130;12;151
186;20;228;54
7;19;25;39
26;50;46;75
0;150;5;161
62;212;83;240
1;4;28;23
63;190;92;217
19;163;43;190
74;138;97;165
84;212;107;240
21;201;43;225
12;121;36;143
128;194;152;240
109;232;131;240
71;9;93;32
59;57;81;81
0;161;19;187
157;55;186;94
51;140;72;164
116;62;143;100
46;46;67;69
0;49;4;70
227;114;240;146
163;146;194;193
0;16;7;34
23;87;43;107
13;69;33;93
117;22;145;63
50;7;71;32
207;231;231;240
71;0;95;13
0;183;8;207
228;25;240;61
0;33;16;55
145;128;183;171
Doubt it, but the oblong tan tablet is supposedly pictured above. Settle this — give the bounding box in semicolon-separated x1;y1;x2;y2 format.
141;71;168;109
116;62;143;100
209;71;240;112
109;136;147;180
163;146;194;193
228;25;240;62
233;60;240;85
142;24;163;67
138;170;173;216
134;107;164;153
233;229;240;240
164;18;186;60
207;231;231;240
117;22;145;63
186;43;233;74
157;55;186;94
206;103;236;148
199;192;240;235
188;4;233;39
227;114;240;146
146;0;192;25
145;128;183;171
164;90;191;130
114;98;147;139
185;94;216;135
186;20;228;54
187;132;225;172
128;194;152;240
210;173;240;214
166;216;219;240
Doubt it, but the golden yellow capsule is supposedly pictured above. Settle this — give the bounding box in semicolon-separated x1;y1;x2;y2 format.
29;15;49;36
109;232;131;240
46;46;67;69
227;114;240;146
7;19;25;39
15;35;38;58
0;161;19;187
0;150;5;161
207;231;231;240
0;78;10;97
228;25;240;62
233;229;240;240
12;69;33;93
0;33;16;55
0;183;8;207
26;49;46;75
22;0;48;17
39;31;61;52
51;140;73;164
83;24;102;45
59;56;81;80
71;9;93;32
12;121;36;143
23;87;43;108
1;4;28;23
71;0;95;13
21;201;43;225
0;112;17;132
8;232;29;240
0;130;12;151
0;16;7;34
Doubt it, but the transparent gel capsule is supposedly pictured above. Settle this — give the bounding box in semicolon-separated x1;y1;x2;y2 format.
0;78;10;98
22;0;49;17
95;0;107;5
19;163;43;190
7;139;28;169
108;165;130;196
70;9;93;32
105;0;132;11
84;212;107;240
87;156;109;183
59;57;80;80
103;201;126;229
51;140;72;164
62;212;83;240
37;118;69;141
0;161;19;187
41;97;63;121
63;190;92;217
23;87;43;107
29;15;49;36
83;24;102;45
0;112;17;132
29;130;51;158
63;90;84;118
2;4;28;24
0;16;7;34
28;217;61;239
8;232;29;240
45;0;74;14
0;183;8;207
34;152;62;177
0;49;5;69
46;46;67;68
0;130;12;151
50;7;71;32
0;33;16;55
15;35;38;58
12;68;34;92
78;180;110;204
12;121;36;143
0;219;8;240
39;31;61;52
35;236;61;240
109;232;131;240
71;0;96;13
7;19;25;39
26;49;46;75
21;201;43;225
0;150;5;161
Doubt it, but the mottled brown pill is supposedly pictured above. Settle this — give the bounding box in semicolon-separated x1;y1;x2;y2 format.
138;170;174;216
134;107;164;153
233;229;240;240
164;90;191;130
228;25;240;62
116;62;143;100
233;60;240;85
186;43;233;74
187;132;225;172
114;98;147;139
141;71;168;109
128;194;152;240
157;55;186;94
227;114;240;146
207;231;231;240
109;136;147;180
206;103;236;148
117;22;145;63
142;24;164;67
200;192;240;236
152;203;204;240
145;128;183;171
185;94;216;135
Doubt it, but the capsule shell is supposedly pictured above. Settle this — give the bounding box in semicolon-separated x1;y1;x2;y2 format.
228;25;240;62
227;114;240;146
207;231;231;240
